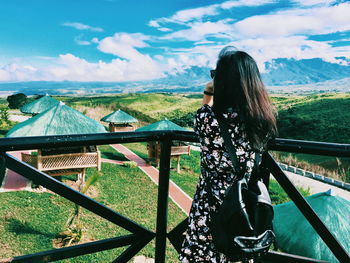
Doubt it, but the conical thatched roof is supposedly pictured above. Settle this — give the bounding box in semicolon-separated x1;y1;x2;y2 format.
100;109;138;124
7;102;106;137
20;94;60;114
136;119;187;132
273;190;350;262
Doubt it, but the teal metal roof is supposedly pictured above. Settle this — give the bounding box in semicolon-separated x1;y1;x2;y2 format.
273;190;350;262
20;95;60;114
7;102;106;137
135;119;187;132
100;109;138;124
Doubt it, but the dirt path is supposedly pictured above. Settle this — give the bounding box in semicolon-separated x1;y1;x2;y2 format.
283;171;350;201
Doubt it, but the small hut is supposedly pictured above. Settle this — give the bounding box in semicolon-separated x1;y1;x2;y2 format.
101;109;138;132
136;119;190;172
20;94;60;116
273;190;350;262
7;102;106;184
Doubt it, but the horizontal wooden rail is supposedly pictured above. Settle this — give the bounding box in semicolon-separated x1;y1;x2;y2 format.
2;131;350;157
1;131;349;262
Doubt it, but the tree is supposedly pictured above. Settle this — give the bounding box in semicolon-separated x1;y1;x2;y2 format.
58;171;102;246
7;93;27;109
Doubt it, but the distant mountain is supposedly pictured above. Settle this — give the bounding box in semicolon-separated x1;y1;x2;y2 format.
263;58;350;85
146;58;350;88
0;58;349;96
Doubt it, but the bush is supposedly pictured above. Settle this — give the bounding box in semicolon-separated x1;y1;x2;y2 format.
0;105;13;130
122;161;138;168
7;93;27;109
0;106;9;123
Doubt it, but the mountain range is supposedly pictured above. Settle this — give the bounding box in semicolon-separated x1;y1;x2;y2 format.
0;58;349;96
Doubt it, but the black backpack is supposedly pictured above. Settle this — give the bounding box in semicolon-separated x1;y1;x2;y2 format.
208;114;275;262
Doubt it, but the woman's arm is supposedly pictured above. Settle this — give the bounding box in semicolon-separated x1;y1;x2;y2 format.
202;81;214;106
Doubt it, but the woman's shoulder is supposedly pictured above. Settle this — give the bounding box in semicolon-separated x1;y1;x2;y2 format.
197;104;212;113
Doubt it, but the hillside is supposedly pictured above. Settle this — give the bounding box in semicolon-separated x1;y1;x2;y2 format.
3;92;349;143
276;93;350;143
2;92;350;182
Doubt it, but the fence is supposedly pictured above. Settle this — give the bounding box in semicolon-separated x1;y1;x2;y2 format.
0;132;349;263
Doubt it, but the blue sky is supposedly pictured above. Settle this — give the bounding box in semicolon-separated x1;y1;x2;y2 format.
0;0;349;82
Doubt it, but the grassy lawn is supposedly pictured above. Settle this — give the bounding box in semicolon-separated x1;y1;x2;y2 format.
4;92;346;262
98;145;128;161
0;162;186;262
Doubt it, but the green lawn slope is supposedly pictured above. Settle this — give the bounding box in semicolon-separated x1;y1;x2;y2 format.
0;163;186;262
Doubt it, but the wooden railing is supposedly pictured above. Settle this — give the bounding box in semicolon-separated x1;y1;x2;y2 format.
0;131;349;263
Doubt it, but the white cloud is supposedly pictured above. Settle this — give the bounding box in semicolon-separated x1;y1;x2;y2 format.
2;0;350;83
0;63;45;82
162;20;235;42
229;36;350;72
97;33;150;60
148;20;160;28
0;51;166;82
62;22;104;32
148;0;275;28
220;0;275;9
149;5;219;28
51;53;164;81
74;35;91;46
158;27;172;32
233;2;350;37
164;44;225;70
0;31;167;82
291;0;334;6
0;69;11;81
170;5;219;23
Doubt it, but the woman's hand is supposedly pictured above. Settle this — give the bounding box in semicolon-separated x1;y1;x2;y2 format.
202;81;214;106
205;81;214;94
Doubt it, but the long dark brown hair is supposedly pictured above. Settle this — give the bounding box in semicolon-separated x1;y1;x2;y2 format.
213;48;277;151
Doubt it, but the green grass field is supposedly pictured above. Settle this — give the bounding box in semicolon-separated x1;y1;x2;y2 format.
0;92;347;261
0;160;186;262
2;91;350;179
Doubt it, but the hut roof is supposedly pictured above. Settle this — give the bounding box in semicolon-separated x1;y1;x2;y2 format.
135;119;187;132
7;102;106;137
273;190;350;262
100;109;138;124
20;94;60;114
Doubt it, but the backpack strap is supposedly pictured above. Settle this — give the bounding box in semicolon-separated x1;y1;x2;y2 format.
216;113;246;178
249;152;262;182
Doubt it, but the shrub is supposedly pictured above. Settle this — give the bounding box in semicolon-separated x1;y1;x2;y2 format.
122;161;138;168
7;93;27;109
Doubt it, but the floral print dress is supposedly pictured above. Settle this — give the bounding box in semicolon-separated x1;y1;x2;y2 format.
179;104;255;263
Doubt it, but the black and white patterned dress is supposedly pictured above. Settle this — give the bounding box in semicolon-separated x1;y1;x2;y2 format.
179;104;255;263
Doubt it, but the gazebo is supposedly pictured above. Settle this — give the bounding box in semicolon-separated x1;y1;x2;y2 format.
136;119;190;172
100;109;138;132
20;94;60;115
7;102;106;184
273;190;350;262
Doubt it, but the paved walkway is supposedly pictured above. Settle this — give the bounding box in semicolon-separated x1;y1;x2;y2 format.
110;144;193;215
283;171;350;201
0;151;32;192
0;155;124;192
8;114;30;122
101;158;124;165
133;255;154;263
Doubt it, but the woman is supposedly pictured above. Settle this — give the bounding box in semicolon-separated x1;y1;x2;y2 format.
179;47;277;263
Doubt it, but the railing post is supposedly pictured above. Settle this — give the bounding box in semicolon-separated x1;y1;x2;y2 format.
155;137;172;262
